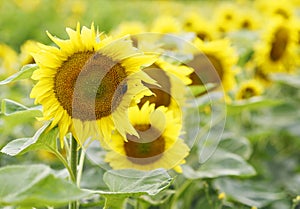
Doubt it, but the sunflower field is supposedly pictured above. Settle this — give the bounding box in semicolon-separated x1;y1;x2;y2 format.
0;0;300;209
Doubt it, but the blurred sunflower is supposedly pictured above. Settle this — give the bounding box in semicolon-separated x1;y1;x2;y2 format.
104;102;190;173
181;11;218;41
236;9;261;31
255;0;294;20
0;43;18;77
138;58;193;114
254;17;298;73
111;21;147;37
214;3;240;33
187;38;237;92
30;23;157;146
235;79;264;100
151;15;182;34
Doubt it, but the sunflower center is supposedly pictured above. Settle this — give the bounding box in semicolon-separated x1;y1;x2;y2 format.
241;87;256;99
54;52;127;121
188;53;223;86
124;124;165;165
270;26;289;62
139;65;171;108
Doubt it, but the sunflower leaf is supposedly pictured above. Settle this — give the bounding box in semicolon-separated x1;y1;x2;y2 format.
271;73;300;88
1;121;58;156
0;164;90;207
0;64;38;85
213;177;285;208
92;169;172;209
227;96;282;115
183;149;256;179
0;99;42;116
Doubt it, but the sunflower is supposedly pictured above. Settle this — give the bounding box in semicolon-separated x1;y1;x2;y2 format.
255;0;294;20
214;3;240;33
254;17;298;74
104;102;190;173
138;58;193;115
0;43;18;77
30;23;157;146
19;40;40;65
111;21;147;37
235;79;264;100
150;15;182;34
181;11;218;41
236;8;261;31
186;38;237;92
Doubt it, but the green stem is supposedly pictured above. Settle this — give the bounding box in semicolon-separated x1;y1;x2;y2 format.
77;148;86;187
170;179;193;209
69;137;78;209
48;146;75;182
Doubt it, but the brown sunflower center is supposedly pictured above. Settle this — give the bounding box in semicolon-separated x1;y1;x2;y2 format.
188;53;223;86
54;52;127;121
241;87;256;99
124;124;165;165
138;65;171;108
270;26;289;62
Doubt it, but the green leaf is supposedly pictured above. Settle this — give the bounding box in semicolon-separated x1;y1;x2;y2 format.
271;73;300;88
183;149;256;179
94;169;172;209
219;133;252;159
213;178;285;208
102;169;172;195
0;164;90;207
188;83;216;97
227;97;282;115
0;64;38;85
0;99;42;128
1;121;58;156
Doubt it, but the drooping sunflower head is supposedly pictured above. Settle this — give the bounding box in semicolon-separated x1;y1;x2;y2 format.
104;102;190;173
138;58;193;114
19;40;40;65
235;79;264;100
254;17;298;73
186;38;238;92
30;23;158;146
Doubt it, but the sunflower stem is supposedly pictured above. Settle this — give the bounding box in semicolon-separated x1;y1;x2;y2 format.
77;147;86;187
69;137;78;209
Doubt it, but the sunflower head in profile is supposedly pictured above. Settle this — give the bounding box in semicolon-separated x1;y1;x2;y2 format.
30;23;158;146
254;17;298;74
104;102;190;173
19;40;40;65
235;79;264;100
186;38;237;92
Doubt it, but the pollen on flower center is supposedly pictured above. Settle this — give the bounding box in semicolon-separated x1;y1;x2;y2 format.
54;51;127;121
124;124;165;164
270;27;289;62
